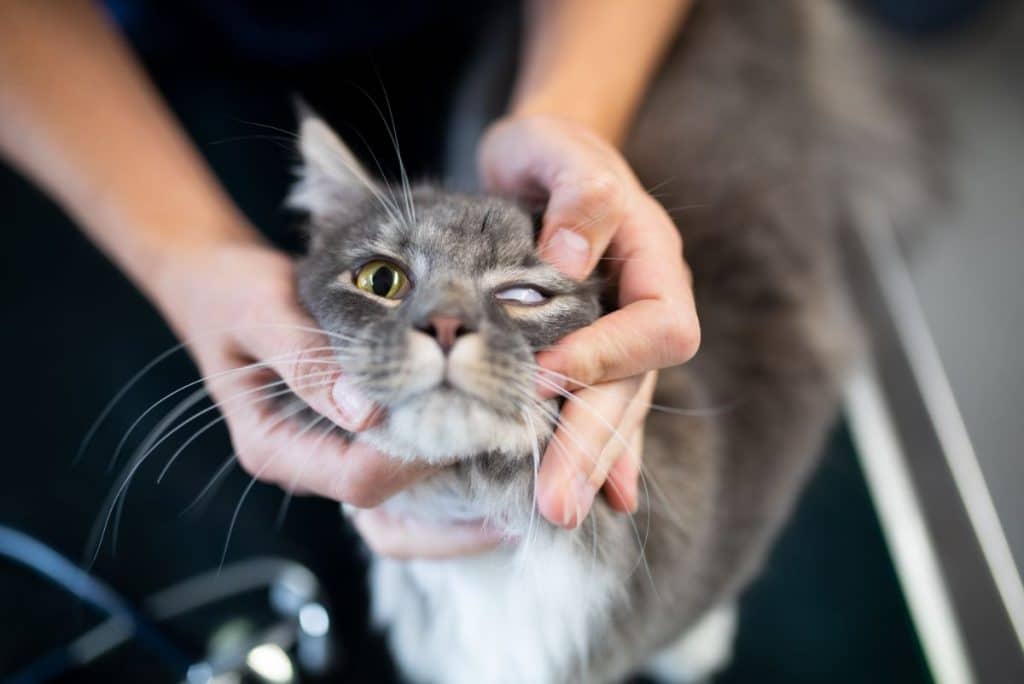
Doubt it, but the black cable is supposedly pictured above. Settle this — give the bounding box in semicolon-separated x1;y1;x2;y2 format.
0;525;192;682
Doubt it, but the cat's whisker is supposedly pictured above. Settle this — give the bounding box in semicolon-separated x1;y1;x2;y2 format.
208;134;295;153
180;453;236;518
233;118;300;141
531;380;690;575
503;379;663;587
662;202;713;215
344;125;408;228
543;422;661;600
77;323;361;467
107;347;344;473
524;362;741;417
507;382;650;517
540;420;658;597
275;414;340;529
221;412;331;568
512;407;544;573
351;79;416;226
531;373;682;528
89;373;337;563
127;369;337;486
427;366;657;518
176;388;328;518
643;175;680;198
376;77;417;225
108;375;339;556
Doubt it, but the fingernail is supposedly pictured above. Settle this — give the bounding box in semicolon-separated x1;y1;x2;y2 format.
563;472;599;528
545;228;590;279
332;376;374;428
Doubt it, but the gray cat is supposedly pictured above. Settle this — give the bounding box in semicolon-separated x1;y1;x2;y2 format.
288;1;930;682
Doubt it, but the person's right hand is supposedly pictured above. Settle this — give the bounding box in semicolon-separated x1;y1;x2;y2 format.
156;238;434;508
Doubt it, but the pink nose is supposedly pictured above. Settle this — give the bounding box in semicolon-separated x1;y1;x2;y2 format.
421;315;469;353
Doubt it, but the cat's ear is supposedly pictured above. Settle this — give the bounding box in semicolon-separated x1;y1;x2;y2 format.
287;100;379;220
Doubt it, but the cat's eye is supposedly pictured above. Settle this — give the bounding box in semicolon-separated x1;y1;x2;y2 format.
354;260;410;299
495;286;548;306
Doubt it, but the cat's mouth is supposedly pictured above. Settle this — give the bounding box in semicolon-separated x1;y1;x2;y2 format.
386;382;519;421
373;330;526;417
352;329;546;462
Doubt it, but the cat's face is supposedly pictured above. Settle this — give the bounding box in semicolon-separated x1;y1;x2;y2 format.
290;115;600;462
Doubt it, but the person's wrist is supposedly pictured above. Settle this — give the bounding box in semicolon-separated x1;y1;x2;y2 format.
146;218;269;336
508;95;625;147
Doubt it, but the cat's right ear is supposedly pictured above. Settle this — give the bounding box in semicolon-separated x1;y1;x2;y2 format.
287;100;380;221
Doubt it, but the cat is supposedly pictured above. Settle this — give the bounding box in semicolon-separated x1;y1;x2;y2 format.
286;1;932;682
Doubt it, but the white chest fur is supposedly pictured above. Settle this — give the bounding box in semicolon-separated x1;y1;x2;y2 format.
369;532;622;684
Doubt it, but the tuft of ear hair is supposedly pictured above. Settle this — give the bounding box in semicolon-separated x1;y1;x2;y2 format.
286;98;381;220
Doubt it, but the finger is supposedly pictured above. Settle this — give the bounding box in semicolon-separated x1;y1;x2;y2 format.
239;427;432;508
603;429;643;513
479;119;632;280
222;377;431;508
349;507;507;560
237;311;379;431
536;375;642;528
536;198;698;394
597;371;656;513
534;152;631;280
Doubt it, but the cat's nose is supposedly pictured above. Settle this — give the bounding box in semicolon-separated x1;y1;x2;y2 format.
416;315;471;354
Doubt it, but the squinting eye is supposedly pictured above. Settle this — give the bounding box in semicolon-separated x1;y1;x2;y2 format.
495;286;548;306
355;260;410;299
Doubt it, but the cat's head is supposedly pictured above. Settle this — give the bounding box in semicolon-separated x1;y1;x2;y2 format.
289;113;601;463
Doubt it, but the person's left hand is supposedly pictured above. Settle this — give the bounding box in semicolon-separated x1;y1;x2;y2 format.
479;113;700;528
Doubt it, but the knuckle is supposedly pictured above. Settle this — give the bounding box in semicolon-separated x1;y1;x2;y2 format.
332;473;386;508
572;348;608;387
234;443;272;478
583;171;625;215
557;170;626;227
343;486;385;509
665;226;684;254
664;314;701;364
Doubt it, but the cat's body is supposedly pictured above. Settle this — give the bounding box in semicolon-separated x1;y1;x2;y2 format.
289;1;930;682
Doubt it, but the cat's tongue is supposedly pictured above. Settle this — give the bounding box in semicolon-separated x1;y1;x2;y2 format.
350;507;514;560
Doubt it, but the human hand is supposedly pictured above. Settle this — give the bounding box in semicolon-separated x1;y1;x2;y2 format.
154;237;509;558
479;114;700;528
155;239;436;508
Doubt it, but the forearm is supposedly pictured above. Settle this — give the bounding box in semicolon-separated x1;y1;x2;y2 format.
0;0;258;314
512;0;691;145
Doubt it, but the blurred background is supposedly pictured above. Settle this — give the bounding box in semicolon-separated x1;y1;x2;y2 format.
0;0;1021;682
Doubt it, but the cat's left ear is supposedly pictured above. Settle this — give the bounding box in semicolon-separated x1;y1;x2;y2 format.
287;100;380;220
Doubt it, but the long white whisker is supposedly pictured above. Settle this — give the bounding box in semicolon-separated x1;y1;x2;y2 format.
516;408;542;571
531;374;672;522
180;454;236;518
76;322;360;465
221;412;330;568
107;348;343;473
503;379;661;589
126;369;335;486
89;374;336;564
274;415;340;529
526;363;739;417
344;125;408;227
108;375;337;556
355;78;415;225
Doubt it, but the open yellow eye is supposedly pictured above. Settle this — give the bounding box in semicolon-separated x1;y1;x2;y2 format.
354;260;410;299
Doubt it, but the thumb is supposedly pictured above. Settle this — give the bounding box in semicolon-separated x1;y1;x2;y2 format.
239;313;378;431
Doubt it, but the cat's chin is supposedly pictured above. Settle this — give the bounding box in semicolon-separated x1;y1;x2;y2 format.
357;389;555;465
